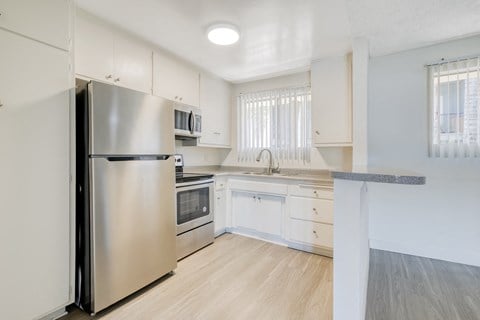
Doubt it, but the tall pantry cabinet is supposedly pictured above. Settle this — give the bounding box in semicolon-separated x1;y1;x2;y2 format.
0;1;74;319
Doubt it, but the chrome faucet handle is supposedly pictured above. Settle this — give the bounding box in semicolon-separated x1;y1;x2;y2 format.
272;164;281;174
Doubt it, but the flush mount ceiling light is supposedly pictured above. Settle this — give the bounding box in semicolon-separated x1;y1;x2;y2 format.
207;24;240;45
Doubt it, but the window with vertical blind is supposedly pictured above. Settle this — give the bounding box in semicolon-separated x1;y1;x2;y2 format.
236;86;312;164
428;56;480;158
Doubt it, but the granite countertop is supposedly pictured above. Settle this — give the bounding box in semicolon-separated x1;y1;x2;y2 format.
331;167;426;185
184;166;333;185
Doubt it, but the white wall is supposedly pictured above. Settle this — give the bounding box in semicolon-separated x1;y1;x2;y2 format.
175;142;230;167
368;35;480;266
223;72;353;170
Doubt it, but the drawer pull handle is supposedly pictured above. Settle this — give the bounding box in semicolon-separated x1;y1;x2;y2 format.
313;208;318;214
114;77;120;82
313;230;318;238
315;130;320;135
299;184;333;190
105;74;113;79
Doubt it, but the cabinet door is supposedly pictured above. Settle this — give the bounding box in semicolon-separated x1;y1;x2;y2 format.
198;73;231;147
214;189;227;235
153;51;199;107
311;55;352;145
0;29;71;320
232;191;257;231
75;10;114;83
0;0;72;50
256;194;283;236
114;35;152;94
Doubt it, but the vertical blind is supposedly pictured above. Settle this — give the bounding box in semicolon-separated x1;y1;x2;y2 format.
237;86;311;164
428;56;480;158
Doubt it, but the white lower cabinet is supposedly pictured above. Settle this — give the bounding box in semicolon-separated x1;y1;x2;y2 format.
289;196;333;224
289;219;334;248
232;191;284;238
214;188;227;236
256;194;283;236
287;185;334;256
232;191;257;231
226;177;333;256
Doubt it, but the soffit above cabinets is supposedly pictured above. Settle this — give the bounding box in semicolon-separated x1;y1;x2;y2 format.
75;0;480;83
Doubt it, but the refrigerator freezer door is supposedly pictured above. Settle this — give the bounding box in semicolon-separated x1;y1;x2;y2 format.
88;81;174;155
90;157;176;313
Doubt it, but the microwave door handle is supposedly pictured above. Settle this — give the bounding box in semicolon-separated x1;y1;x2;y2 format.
190;111;195;134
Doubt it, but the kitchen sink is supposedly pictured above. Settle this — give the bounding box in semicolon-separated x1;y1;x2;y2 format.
242;171;266;175
241;171;300;177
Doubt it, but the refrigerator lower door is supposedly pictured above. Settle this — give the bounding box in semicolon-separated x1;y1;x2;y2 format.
90;156;176;313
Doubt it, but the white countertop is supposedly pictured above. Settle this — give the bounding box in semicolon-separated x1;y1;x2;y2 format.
184;166;334;185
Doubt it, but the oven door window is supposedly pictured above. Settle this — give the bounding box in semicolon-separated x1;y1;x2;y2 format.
177;186;210;225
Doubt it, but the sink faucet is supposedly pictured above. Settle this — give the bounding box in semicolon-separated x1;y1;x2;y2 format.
255;149;280;175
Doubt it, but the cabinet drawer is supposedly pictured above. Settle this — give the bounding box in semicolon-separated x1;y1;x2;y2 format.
289;184;333;199
289;219;333;248
290;197;333;224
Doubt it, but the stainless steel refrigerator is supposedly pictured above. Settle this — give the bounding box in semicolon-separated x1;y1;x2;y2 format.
75;80;177;314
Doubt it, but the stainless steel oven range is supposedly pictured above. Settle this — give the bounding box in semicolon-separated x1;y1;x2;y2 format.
175;154;214;260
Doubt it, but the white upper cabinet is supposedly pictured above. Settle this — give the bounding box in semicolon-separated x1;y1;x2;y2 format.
114;35;152;94
153;51;199;107
311;55;352;146
0;0;72;51
75;11;114;82
75;10;152;94
198;73;232;147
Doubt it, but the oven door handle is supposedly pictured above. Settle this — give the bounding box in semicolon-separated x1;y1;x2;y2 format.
176;179;214;189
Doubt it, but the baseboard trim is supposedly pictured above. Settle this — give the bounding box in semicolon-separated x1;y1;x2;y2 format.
370;239;480;267
229;228;287;247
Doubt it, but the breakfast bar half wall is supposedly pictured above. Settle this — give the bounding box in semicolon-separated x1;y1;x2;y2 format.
331;168;426;320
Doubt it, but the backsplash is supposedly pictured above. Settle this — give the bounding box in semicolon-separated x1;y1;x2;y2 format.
175;142;230;167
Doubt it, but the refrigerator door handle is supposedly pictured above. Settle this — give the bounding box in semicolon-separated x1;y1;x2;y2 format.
105;155;171;162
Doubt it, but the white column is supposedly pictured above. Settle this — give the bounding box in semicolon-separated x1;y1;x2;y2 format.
352;38;369;169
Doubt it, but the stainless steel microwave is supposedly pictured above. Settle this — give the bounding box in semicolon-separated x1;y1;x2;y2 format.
174;104;202;138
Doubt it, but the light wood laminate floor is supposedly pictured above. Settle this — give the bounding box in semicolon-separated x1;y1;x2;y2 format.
63;233;332;320
366;249;480;320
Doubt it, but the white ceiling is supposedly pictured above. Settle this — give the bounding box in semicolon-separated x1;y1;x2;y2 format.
76;0;480;83
346;0;480;56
